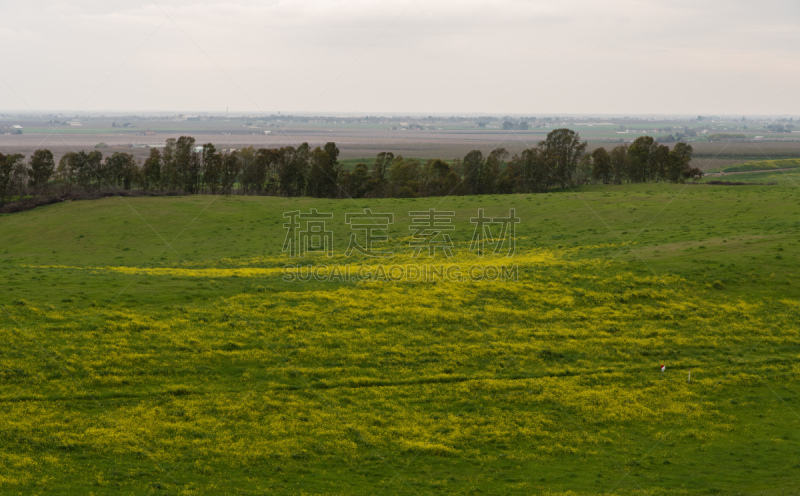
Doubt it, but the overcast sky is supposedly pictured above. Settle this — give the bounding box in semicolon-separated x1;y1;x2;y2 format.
1;0;798;115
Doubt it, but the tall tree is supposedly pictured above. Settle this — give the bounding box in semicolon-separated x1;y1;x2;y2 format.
609;144;629;184
239;146;265;195
56;152;78;185
220;151;241;195
520;147;550;192
201;144;221;194
627;136;657;183
388;156;421;197
104;152;137;189
667;142;694;183
496;155;522;194
343;162;370;199
175;136;197;193
0;152;11;205
259;148;280;195
591;147;612;184
28;149;55;196
539;128;587;189
422;158;457;196
58;151;101;190
368;152;393;198
276;144;309;197
0;154;26;204
120;154;139;190
162;138;178;190
142;148;162;191
483;148;508;194
462;150;484;195
652;144;671;181
576;153;593;185
85;151;103;190
189;152;202;194
307;142;340;198
448;158;465;196
293;143;310;196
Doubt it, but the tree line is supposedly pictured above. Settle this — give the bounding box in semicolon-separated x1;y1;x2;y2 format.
0;129;701;205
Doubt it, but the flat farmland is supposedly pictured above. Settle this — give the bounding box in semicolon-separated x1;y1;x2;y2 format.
0;127;549;163
3;118;798;168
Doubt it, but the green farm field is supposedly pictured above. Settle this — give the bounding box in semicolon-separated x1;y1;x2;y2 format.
1;176;800;494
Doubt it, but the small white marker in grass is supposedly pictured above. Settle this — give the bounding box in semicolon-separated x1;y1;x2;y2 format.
688;369;691;383
660;364;665;374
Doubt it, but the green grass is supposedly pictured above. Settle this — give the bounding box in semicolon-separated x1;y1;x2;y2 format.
701;167;800;184
1;182;800;494
719;158;800;173
338;158;372;170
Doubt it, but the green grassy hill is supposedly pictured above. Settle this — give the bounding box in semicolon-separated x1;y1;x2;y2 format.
1;178;799;494
718;158;800;173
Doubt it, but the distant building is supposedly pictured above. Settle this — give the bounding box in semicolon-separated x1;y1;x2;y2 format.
12;125;23;129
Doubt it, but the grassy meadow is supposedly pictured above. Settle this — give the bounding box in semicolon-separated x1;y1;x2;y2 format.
715;158;800;174
1;174;800;494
